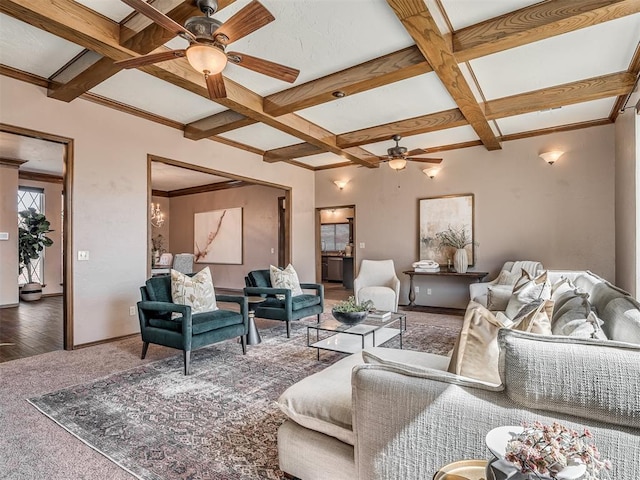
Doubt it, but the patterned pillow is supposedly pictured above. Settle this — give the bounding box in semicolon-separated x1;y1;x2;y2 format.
270;264;304;300
495;269;521;286
504;270;551;319
171;267;217;315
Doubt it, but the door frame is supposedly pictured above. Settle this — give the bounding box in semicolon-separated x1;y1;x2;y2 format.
315;204;356;284
148;155;292;273
1;123;74;350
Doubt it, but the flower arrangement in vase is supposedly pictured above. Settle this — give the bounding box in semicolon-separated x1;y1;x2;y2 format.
435;225;474;273
494;422;611;480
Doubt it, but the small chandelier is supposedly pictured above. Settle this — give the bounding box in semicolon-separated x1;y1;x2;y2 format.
150;203;164;228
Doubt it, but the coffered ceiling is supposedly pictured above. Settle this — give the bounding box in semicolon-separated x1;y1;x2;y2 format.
1;0;638;171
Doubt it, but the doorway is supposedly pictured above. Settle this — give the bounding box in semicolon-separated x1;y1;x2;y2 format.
0;123;74;361
315;205;355;299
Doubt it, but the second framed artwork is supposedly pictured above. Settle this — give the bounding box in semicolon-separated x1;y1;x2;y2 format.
194;207;243;264
418;194;475;266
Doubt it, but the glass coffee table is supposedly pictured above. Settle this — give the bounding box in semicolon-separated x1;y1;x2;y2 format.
307;312;406;360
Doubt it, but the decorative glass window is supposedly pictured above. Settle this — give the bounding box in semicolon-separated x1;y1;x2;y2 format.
321;223;350;252
18;187;45;285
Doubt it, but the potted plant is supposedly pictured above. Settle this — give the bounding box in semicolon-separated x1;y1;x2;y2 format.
436;225;474;273
18;208;54;301
332;296;374;325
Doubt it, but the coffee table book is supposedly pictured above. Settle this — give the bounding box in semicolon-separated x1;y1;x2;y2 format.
368;310;391;320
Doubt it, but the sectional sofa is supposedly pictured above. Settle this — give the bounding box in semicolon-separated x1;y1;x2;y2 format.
276;269;640;479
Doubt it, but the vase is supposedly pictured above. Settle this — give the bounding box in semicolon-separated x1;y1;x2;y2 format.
20;282;43;301
453;248;468;273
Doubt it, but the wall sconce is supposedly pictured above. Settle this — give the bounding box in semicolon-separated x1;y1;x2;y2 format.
539;150;564;165
333;180;349;190
423;167;441;179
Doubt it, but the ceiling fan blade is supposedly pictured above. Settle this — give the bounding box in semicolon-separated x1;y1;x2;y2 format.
206;72;227;99
227;52;299;83
405;157;443;164
115;49;186;69
121;0;196;42
406;148;427;156
213;1;275;44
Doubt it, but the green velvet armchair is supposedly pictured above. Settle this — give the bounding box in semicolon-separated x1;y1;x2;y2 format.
138;275;249;375
243;269;324;338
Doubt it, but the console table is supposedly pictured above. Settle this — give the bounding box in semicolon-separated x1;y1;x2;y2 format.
403;270;489;307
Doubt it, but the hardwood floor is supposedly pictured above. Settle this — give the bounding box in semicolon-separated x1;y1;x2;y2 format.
0;296;63;363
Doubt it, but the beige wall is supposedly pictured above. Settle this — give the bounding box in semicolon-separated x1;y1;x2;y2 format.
317;125;616;308
0;164;19;306
0;75;316;345
18;178;64;297
168;185;284;289
615;107;639;297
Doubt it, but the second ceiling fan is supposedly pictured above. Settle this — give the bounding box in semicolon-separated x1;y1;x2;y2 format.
115;0;300;99
377;135;443;170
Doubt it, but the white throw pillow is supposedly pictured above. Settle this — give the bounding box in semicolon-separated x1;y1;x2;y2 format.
171;267;218;315
270;264;304;299
495;269;521;286
505;270;551;319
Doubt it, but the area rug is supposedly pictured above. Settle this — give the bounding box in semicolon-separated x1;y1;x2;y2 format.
29;309;462;480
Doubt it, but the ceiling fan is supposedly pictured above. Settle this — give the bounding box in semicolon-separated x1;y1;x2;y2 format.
115;0;300;99
375;135;443;171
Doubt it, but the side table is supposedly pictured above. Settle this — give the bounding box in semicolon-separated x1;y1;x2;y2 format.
246;296;266;345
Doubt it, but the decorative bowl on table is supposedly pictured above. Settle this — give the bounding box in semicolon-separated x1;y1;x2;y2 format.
331;309;368;325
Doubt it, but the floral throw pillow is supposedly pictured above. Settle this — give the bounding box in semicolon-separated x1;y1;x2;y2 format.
171;267;217;316
270;264;304;300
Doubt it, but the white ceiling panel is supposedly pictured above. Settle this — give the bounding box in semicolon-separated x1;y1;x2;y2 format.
298;72;458;134
440;0;539;31
207;0;415;96
363;125;480;155
220;123;302;151
74;0;134;22
0;132;64;175
0;14;85;78
89;69;226;124
152;161;229;191
496;98;615;135
470;14;640;100
295;153;348;167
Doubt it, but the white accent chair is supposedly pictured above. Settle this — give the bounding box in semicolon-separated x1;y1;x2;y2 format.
353;259;400;312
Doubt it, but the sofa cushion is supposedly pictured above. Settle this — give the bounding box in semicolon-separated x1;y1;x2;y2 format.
277;347;448;445
505;270;551;319
486;285;513;311
498;329;640;428
447;301;507;385
512;299;553;335
601;296;640;344
150;309;242;334
259;294;321;311
171;267;217;315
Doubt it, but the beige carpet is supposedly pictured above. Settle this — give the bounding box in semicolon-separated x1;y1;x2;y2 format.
1;307;462;480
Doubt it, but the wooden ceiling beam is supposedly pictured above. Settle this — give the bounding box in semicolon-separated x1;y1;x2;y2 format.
386;0;501;151
263;46;433;116
454;0;640;62
336;72;634;148
2;0;377;168
337;108;466;148
47;1;236;103
263;143;325;163
484;71;636;120
184;110;257;140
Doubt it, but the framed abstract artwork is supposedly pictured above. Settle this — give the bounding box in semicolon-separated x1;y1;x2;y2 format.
418;194;475;266
194;207;243;264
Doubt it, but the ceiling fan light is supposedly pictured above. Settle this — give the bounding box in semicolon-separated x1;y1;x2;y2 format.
186;44;227;75
388;158;407;170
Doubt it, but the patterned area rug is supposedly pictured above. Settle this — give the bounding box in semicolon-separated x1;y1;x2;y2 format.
29;307;462;480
